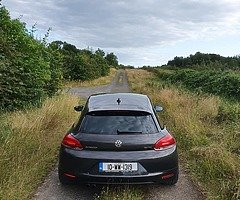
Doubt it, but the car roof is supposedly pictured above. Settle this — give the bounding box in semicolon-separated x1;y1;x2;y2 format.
86;93;153;113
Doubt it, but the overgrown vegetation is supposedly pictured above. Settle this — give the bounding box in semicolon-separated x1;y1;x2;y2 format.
127;69;240;200
0;3;120;199
0;94;80;200
0;6;61;110
155;69;240;101
49;42;116;81
0;67;119;200
0;4;118;111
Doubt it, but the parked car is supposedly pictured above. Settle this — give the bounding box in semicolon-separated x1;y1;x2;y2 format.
58;93;178;185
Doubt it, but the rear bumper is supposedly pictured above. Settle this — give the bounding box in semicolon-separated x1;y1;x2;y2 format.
59;146;178;184
72;167;178;184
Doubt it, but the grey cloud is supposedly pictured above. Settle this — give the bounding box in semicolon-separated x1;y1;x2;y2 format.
2;0;240;65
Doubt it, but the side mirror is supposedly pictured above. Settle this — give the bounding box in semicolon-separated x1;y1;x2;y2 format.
74;105;83;112
154;105;163;112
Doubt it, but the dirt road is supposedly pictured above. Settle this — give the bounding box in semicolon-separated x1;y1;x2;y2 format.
32;70;204;200
67;69;131;98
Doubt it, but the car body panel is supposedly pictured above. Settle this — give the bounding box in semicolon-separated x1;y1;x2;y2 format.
58;93;179;185
59;145;178;184
75;132;163;151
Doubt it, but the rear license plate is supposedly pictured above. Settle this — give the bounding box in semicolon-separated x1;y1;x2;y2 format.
99;162;138;172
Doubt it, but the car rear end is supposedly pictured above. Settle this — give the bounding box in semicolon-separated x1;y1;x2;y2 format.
58;109;178;185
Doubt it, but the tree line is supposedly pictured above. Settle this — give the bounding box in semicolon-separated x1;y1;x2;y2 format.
165;52;240;70
0;4;118;111
150;52;240;101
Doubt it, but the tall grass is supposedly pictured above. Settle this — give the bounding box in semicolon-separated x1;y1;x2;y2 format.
0;68;120;200
126;69;240;200
0;94;80;200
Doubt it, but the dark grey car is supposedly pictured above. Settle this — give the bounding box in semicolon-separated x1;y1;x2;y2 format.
58;93;178;185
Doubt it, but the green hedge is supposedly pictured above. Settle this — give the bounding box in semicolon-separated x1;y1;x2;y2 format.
155;69;240;100
0;7;62;110
0;6;114;111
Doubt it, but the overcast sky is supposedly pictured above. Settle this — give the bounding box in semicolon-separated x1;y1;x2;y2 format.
2;0;240;66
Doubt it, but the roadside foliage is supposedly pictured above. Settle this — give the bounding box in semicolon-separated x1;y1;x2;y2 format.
126;69;240;200
0;69;117;200
0;7;58;110
166;52;240;70
0;5;118;111
0;4;119;200
155;69;240;101
0;94;80;200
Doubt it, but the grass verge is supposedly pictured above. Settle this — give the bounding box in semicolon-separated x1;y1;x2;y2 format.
63;68;117;89
126;69;240;200
0;94;81;200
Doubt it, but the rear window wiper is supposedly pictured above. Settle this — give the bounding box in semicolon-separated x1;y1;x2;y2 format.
117;129;142;134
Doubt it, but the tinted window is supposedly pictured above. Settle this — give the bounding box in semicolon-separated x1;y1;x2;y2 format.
79;111;158;134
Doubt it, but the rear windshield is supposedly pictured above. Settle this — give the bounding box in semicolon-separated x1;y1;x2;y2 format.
79;111;158;134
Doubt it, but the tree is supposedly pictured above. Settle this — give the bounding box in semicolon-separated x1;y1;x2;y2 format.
105;52;118;67
62;42;79;54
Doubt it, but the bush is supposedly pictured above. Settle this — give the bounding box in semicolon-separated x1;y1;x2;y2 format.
0;6;63;110
0;5;114;111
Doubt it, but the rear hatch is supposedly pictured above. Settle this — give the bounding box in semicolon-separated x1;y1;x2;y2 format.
74;110;163;151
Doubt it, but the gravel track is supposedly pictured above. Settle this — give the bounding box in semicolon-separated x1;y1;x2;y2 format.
67;69;131;98
32;70;204;200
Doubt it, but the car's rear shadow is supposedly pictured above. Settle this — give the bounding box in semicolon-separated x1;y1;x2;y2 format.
33;167;101;200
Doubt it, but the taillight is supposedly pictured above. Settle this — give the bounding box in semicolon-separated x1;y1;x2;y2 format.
62;134;83;150
154;134;176;150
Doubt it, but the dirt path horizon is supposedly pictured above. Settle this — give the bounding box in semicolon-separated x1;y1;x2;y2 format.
32;69;204;200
